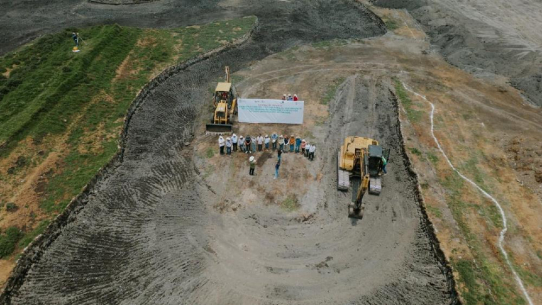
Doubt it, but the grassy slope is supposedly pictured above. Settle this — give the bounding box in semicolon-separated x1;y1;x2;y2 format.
0;17;256;262
395;80;533;305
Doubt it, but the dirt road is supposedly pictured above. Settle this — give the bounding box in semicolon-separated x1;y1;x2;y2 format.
189;57;453;302
2;1;458;304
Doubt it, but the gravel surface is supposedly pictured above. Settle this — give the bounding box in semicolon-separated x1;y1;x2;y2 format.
1;0;456;304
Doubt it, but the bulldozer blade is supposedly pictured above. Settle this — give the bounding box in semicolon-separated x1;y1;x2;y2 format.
348;204;364;219
205;123;233;134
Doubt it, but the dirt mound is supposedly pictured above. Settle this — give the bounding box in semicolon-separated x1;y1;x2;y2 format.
372;0;542;106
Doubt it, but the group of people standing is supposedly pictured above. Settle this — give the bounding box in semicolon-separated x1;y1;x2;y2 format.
282;93;299;101
217;133;316;178
218;134;316;158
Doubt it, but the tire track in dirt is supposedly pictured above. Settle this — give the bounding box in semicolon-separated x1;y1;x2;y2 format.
6;1;439;304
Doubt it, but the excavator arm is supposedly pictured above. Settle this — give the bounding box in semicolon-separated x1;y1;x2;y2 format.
349;152;369;219
354;174;369;210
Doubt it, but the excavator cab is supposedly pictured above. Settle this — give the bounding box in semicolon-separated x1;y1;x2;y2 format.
367;145;383;176
337;136;391;219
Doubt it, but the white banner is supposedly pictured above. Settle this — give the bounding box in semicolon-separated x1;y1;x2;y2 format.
238;99;304;124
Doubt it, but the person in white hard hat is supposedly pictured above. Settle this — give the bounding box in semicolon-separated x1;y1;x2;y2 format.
287;93;293;101
226;137;232;155
232;133;238;152
218;136;225;155
271;132;278;150
249;156;256;176
309;144;316;161
257;134;264;151
278;134;284;151
264;134;270;150
239;135;245;152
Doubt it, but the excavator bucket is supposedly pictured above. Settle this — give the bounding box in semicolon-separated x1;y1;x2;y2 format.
348;203;364;219
205;123;233;134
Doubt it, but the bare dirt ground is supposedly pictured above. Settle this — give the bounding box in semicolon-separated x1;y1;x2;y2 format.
10;39;455;304
190;51;452;303
372;0;542;106
1;0;541;304
360;4;542;303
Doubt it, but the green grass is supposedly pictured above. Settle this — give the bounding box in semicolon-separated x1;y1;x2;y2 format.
426;152;439;164
441;170;525;304
409;147;422;156
17;220;50;249
0;227;23;259
206;147;216;158
394;79;423;122
281;195;300;212
321;77;345;105
0;17;256;258
454;259;482;304
426;205;442;218
384;20;399;31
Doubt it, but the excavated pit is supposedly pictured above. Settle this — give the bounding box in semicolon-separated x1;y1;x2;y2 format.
2;0;456;304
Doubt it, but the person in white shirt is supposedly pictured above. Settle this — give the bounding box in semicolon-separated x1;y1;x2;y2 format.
257;135;264;151
264;135;270;150
232;134;238;152
226;137;232;155
239;135;245;152
309;144;316;160
271;133;278;150
218;136;225;155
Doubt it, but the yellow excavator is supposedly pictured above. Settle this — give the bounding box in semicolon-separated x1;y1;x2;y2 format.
338;136;389;218
206;66;237;134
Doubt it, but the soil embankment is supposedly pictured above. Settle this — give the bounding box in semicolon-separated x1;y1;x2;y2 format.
1;1;458;304
371;0;542;106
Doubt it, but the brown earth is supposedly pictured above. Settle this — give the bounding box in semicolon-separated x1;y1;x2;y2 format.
361;4;542;302
2;0;541;303
189;5;542;302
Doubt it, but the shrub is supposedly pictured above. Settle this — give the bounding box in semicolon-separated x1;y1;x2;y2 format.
0;227;23;258
5;202;18;212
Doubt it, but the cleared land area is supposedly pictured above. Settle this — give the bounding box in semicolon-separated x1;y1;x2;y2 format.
0;0;541;304
2;1;456;304
0;16;256;286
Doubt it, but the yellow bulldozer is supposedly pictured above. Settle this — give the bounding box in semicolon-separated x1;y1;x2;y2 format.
337;136;390;218
206;66;237;134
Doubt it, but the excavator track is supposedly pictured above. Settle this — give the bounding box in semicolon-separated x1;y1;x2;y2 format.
337;151;350;191
369;177;382;195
